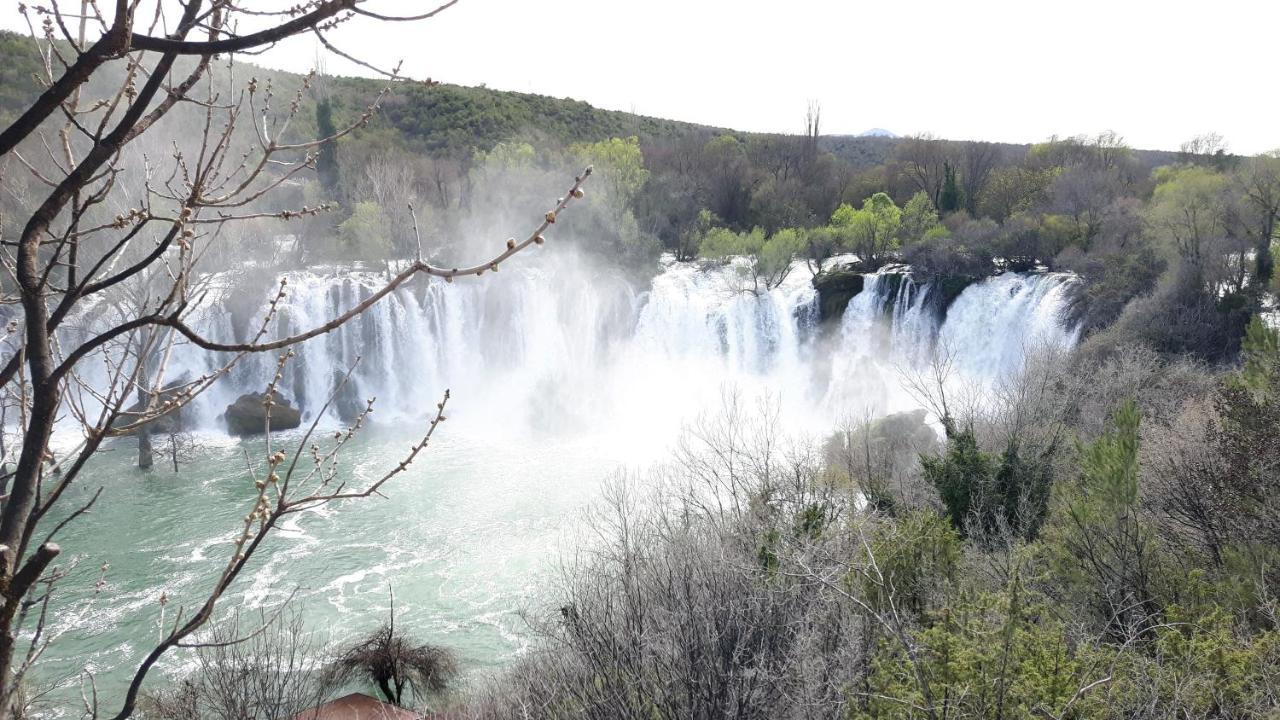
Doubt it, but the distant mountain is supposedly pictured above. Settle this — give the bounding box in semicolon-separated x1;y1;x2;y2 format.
858;128;899;138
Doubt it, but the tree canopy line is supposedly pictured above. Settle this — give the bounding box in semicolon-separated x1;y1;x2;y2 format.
381;116;1271;361
5;29;1275;361
2;11;1280;719
121;52;1280;364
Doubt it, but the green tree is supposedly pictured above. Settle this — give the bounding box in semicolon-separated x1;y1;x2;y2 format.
572;136;649;205
473;140;536;173
921;428;994;535
699;225;802;293
939;161;963;213
697;225;749;261
1209;319;1280;557
1234;152;1280;288
855;589;1096;720
860;510;961;619
1048;401;1160;637
315;97;341;199
900;191;941;243
831;193;901;269
1148;165;1229;270
679;208;717;262
334;201;392;262
830;201;858;229
759;227;804;287
1234;316;1280;404
801;225;841;275
922;427;1053;542
701;134;753;227
1272;244;1280;295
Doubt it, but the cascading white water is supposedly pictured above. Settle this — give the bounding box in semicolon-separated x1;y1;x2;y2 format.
145;254;1079;443
34;255;1082;704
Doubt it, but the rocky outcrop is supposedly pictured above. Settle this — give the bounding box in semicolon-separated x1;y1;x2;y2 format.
813;262;985;327
224;392;302;436
332;370;365;422
812;269;864;323
924;273;979;317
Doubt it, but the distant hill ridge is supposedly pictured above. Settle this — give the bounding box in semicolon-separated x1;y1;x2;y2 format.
0;30;1177;168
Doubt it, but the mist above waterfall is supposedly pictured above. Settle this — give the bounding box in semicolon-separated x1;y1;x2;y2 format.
143;248;1080;457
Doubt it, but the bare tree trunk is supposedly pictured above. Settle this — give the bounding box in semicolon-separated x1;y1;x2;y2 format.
138;431;154;471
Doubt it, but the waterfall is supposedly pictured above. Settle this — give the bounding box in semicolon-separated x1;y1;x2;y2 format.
69;256;1080;439
34;255;1084;698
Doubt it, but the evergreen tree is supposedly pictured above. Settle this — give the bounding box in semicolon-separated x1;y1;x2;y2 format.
921;426;993;534
315;97;341;199
939;161;963;213
922;428;1052;541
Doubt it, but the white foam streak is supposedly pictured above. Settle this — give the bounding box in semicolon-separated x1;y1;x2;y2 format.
69;256;1079;447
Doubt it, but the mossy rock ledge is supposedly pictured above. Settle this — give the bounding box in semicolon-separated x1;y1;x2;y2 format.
924;273;979;317
812;269;865;323
224;392;302;436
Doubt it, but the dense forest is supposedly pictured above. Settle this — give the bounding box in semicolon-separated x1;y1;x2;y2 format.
2;21;1280;719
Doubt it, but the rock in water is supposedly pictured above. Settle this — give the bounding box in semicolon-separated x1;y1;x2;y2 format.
224;392;302;436
331;369;365;422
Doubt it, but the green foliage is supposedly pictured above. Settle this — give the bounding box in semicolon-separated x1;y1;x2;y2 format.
922;225;951;241
1043;401;1162;636
1233;316;1280;404
1270;237;1280;295
858;511;960;618
1148;165;1230;260
857;584;1280;720
921;428;994;534
1099;605;1280;718
1263;239;1278;290
0;32;44;128
363;79;703;153
795;503;829;540
315;98;341;199
757;529;781;575
978;165;1056;220
333;201;391;262
1066;243;1167;335
801;225;841;271
473;140;536;173
1077;399;1141;512
921;429;1051;541
899;191;941;243
678;208;718;261
830;193;901;268
698;225;755;260
704;133;746;161
760;227;804;280
830;202;858;229
1210;319;1280;561
992;442;1054;539
939;161;963;213
699;225;802;292
855;590;1092;720
571;136;649;205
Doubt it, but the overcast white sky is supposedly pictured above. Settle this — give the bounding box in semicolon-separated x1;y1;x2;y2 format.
6;0;1278;153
